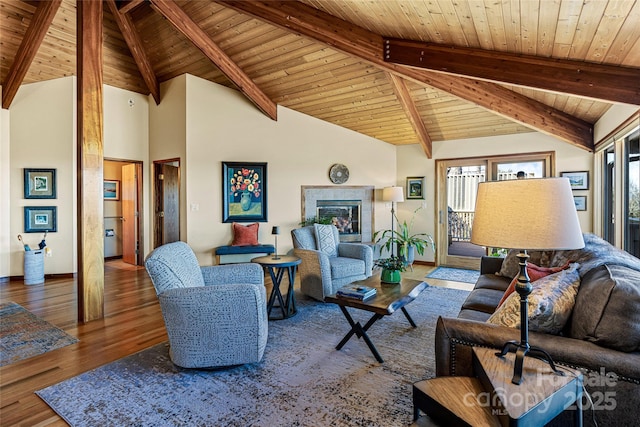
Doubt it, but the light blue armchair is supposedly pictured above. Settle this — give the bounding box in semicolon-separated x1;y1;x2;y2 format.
144;241;268;368
291;225;373;301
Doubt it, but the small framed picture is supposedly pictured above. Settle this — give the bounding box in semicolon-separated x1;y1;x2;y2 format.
24;168;56;199
24;206;57;233
561;171;589;190
573;196;587;211
104;180;120;201
406;176;425;200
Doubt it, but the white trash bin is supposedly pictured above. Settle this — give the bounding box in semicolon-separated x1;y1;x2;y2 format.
24;250;45;285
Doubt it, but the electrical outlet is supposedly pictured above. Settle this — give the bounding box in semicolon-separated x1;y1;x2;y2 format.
191;203;199;211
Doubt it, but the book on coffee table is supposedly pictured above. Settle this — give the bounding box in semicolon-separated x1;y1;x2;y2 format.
336;284;377;300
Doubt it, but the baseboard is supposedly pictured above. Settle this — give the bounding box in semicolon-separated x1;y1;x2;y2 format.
105;255;123;261
413;260;436;267
6;273;76;282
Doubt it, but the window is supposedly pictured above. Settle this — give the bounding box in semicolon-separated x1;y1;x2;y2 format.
598;118;639;257
625;129;639;257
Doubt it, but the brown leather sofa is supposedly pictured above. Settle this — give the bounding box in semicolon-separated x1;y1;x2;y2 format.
435;234;640;427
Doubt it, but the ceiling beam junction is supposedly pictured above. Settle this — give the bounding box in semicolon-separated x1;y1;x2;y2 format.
149;0;277;120
386;73;432;158
384;38;640;106
106;0;161;104
217;0;594;152
2;0;62;109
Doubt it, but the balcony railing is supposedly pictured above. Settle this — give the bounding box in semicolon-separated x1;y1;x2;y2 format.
448;209;474;243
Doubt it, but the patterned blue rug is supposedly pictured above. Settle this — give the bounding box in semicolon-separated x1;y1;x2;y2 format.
426;267;480;284
36;286;469;427
0;301;78;367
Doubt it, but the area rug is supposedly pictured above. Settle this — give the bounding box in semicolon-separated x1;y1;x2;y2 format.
36;286;469;427
0;301;78;367
426;266;480;284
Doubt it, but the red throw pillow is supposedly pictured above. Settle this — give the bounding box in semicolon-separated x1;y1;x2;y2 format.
497;261;571;308
231;222;259;246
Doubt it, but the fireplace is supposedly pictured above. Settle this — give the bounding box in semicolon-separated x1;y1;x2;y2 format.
301;186;374;243
316;200;361;242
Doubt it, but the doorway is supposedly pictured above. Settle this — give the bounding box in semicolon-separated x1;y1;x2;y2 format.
154;159;180;248
104;159;143;265
436;152;555;269
436;159;487;269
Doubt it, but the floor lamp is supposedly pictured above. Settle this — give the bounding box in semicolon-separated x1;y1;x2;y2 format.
382;186;404;257
470;178;584;385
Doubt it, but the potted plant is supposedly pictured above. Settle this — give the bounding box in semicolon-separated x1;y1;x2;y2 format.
374;207;436;268
374;255;405;284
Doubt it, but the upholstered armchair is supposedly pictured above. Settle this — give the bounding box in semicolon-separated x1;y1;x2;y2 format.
144;241;268;368
291;225;373;301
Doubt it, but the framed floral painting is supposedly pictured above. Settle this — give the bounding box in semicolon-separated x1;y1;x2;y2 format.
222;162;267;222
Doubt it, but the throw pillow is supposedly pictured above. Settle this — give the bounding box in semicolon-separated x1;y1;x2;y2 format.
570;264;640;352
496;261;571;308
231;222;259;246
487;263;580;335
497;249;554;278
314;223;338;257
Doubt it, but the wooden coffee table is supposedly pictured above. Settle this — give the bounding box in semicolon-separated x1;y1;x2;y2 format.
324;275;428;363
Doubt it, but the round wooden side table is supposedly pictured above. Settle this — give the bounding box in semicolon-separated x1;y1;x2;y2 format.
251;255;301;320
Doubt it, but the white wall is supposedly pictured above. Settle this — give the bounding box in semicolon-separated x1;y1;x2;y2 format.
104;85;150;259
164;75;397;265
149;76;187;242
397;132;595;262
0;87;10;278
594;104;639;143
9;78;76;275
6;77;150;276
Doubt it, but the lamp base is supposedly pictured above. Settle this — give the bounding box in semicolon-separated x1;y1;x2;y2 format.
272;255;281;260
496;339;564;385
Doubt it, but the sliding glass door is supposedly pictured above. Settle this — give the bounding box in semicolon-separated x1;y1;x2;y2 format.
436;152;554;269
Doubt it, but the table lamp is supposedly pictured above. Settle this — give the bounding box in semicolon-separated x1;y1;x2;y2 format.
471;177;584;385
382;186;404;257
272;226;281;260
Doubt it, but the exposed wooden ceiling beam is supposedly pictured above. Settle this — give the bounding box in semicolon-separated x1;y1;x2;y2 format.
117;0;145;14
148;0;277;120
217;0;593;152
386;73;432;158
384;38;640;106
106;0;160;104
2;0;62;109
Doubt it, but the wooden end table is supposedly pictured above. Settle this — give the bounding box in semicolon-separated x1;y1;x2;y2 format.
413;347;583;426
324;275;428;363
251;255;301;320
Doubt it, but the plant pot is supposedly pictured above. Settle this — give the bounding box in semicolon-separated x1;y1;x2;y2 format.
381;268;401;284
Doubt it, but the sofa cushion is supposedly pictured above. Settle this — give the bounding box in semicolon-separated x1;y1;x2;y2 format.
329;256;365;279
487;263;580;335
460;288;506;315
551;233;640;277
231;222;259;246
314;224;338;257
497;249;554;278
497;261;571;308
474;274;510;292
570;264;640;352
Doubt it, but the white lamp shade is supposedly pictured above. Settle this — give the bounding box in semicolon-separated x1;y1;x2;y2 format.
382;186;405;203
471;178;584;250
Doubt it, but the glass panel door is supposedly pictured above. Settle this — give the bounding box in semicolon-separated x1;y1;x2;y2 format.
437;160;486;269
625;130;639;257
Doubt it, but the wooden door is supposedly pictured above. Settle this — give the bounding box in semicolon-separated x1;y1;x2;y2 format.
154;161;180;248
121;163;137;265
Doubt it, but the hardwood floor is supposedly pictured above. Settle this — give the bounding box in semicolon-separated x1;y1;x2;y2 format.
0;260;471;426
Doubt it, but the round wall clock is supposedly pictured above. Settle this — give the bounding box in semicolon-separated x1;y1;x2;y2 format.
329;164;349;184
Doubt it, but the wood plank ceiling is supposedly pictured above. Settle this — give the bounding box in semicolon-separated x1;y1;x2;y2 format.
2;0;639;158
